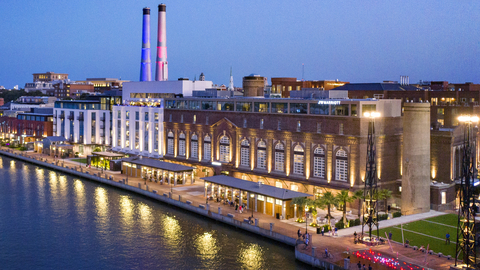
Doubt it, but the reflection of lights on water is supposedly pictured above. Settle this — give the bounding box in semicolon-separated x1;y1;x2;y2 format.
195;232;218;260
10;160;15;168
95;187;108;217
74;180;85;207
120;196;134;226
49;172;58;195
162;215;181;244
238;243;264;270
58;176;67;197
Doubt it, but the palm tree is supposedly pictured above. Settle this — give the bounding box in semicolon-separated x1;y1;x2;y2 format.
291;197;311;221
316;191;339;228
336;190;355;225
378;189;393;214
353;190;364;219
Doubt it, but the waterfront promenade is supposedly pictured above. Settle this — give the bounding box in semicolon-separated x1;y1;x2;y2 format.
0;148;454;270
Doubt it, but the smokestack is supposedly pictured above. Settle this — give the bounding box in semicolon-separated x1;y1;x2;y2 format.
155;4;168;81
140;8;152;81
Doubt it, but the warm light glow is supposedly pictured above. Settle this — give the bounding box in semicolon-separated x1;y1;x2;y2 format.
458;115;479;123
238;243;264;270
431;166;436;179
364;111;381;118
195;232;218;261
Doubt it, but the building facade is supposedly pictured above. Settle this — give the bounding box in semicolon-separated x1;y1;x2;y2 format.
53;97;120;155
112;101;164;158
33;72;68;82
271;78;349;98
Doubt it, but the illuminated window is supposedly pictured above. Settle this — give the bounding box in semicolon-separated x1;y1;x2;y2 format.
203;135;211;161
291;184;298;191
313;147;325;178
275;181;282;188
167;131;174;155
257;195;264;201
335;149;348;181
260;119;264;129
219;135;230;162
297;121;301;132
191;134;198;159
339;123;344;135
267;197;274;203
178;132;186;156
276;199;282;205
193;115;196;124
441;191;446;205
317;123;321;133
240;139;250;167
274;143;284;172
293;145;304;175
257;140;267;169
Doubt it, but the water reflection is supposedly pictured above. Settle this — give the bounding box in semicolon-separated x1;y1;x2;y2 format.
49;171;58;199
161;215;181;246
58;175;67;199
95;187;108;218
138;203;153;229
238;243;265;270
119;196;134;227
74;180;86;216
195;232;218;264
35;168;46;207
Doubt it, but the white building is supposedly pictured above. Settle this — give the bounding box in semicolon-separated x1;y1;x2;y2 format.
53;99;113;156
122;79;213;101
112;101;164;158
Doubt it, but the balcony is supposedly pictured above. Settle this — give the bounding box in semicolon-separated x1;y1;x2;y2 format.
77;115;84;121
59;114;65;120
67;115;74;120
100;116;105;122
100;125;105;129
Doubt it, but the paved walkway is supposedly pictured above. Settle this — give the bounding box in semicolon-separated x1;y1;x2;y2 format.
2;148;456;270
336;210;448;236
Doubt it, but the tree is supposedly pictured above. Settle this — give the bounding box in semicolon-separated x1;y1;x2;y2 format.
353;190;364;218
316;191;339;228
291;197;313;220
378;189;393;214
336;190;355;225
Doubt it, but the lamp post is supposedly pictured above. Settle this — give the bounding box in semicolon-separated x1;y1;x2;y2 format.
455;115;478;268
361;111;381;243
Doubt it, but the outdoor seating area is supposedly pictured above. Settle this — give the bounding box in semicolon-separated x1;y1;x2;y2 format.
89;151;124;170
202;175;310;220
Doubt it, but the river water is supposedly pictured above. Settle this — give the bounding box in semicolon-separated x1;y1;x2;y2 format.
0;156;311;270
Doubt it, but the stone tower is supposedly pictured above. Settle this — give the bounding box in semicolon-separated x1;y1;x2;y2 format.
401;102;431;215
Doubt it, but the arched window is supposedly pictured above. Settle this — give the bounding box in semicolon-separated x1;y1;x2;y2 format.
167;131;174;155
178;133;186;156
274;143;285;172
219;135;230;162
240;139;250;167
257;140;267;169
313;147;325;178
293;145;304;175
335;149;348;182
191;134;198;159
203;135;211;161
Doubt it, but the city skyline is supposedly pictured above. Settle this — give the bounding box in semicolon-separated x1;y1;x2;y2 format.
0;0;479;88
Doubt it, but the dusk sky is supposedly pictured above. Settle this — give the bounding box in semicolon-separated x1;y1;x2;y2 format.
0;0;479;88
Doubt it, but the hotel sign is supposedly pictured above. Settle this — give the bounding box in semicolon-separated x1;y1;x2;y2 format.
318;100;341;105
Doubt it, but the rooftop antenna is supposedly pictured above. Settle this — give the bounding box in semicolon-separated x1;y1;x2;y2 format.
302;63;305;81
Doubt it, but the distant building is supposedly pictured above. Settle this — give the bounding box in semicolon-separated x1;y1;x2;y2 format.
0;108;54;145
331;81;480;127
33;72;68;82
24;81;55;94
76;78;129;93
271;78;349;98
122;79;213;102
243;74;266;97
53;81;94;99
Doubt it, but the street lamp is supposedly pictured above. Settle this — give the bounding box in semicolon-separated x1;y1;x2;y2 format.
361;111;381;243
455;115;478;268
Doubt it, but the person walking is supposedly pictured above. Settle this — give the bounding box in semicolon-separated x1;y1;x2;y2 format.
446;232;450;244
321;226;324;236
297;229;302;238
357;261;361;269
388;231;392;240
368;264;372;270
305;237;309;248
354;231;358;244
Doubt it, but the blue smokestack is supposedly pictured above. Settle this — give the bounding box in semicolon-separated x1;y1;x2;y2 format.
140;7;152;81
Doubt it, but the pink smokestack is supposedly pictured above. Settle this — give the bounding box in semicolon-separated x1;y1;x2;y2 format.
155;4;168;81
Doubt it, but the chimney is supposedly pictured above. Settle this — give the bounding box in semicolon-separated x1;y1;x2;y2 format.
140;8;152;81
155;4;168;81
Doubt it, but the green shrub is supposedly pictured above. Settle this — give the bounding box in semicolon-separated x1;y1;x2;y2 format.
335;220;345;229
309;222;318;227
378;214;389;221
323;224;331;231
392;212;402;218
296;218;305;223
18;147;27;151
354;219;361;226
